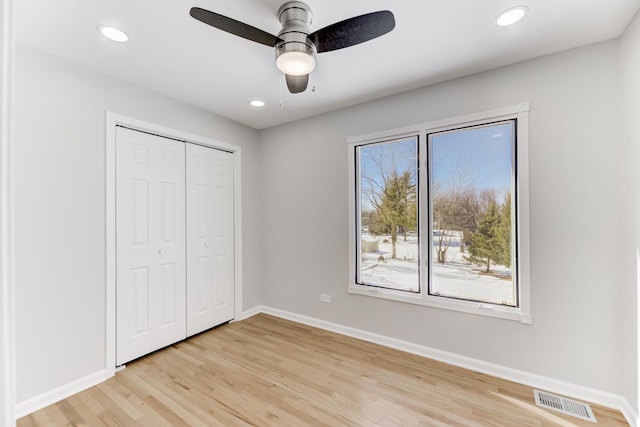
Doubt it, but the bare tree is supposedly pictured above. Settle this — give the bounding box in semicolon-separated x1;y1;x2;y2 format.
370;171;415;259
432;190;456;263
360;141;417;259
432;160;478;263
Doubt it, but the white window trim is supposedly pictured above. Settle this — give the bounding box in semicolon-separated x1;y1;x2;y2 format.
0;0;15;424
347;103;531;324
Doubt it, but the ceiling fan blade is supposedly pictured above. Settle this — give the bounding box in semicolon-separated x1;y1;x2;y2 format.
308;10;395;53
190;7;282;47
285;74;309;94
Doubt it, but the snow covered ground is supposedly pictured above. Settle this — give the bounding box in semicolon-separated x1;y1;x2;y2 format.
360;232;514;305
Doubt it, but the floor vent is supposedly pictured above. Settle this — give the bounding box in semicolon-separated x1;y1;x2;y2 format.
533;390;597;423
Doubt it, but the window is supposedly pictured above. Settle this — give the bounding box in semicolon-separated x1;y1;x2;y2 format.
348;104;531;323
356;136;420;292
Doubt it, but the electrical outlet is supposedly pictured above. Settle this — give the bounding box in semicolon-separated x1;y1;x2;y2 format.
320;294;331;303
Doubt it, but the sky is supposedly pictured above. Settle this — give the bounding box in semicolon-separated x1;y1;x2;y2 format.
431;121;514;192
358;121;514;206
358;137;418;211
359;137;417;179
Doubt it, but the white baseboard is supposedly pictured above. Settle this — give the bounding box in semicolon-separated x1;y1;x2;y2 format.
239;305;262;320
252;305;637;427
15;369;109;419
626;405;640;427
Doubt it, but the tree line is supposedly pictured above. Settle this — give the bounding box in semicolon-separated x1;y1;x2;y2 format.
363;171;512;273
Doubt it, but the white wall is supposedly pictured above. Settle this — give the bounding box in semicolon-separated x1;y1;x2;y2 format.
620;10;640;421
259;40;627;397
12;44;262;405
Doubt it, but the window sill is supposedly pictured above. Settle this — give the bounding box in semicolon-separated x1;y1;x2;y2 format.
349;285;532;324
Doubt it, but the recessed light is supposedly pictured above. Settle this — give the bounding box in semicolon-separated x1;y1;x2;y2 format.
98;25;129;43
496;6;528;27
249;99;265;108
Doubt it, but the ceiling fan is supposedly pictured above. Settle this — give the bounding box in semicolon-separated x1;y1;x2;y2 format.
189;2;395;94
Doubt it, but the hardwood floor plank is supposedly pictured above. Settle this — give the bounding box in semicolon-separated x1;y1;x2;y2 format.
59;392;107;427
16;414;38;427
18;314;629;426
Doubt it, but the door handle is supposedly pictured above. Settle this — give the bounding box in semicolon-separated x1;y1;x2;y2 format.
158;249;166;255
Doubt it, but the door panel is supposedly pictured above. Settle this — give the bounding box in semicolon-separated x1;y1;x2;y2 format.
132;267;149;336
186;144;235;336
116;127;186;365
211;148;235;326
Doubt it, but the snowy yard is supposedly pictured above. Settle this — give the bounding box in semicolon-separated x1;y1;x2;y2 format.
360;232;514;305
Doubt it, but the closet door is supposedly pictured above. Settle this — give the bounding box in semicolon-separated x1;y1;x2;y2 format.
116;127;186;365
186;144;235;336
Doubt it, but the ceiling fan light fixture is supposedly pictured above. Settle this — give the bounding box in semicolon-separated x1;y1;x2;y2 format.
189;2;395;94
276;51;316;76
98;25;129;42
496;6;528;26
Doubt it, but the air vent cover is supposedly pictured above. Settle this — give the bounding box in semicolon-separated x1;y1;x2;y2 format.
534;390;597;423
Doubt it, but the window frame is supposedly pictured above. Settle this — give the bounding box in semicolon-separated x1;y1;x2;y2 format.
355;135;421;293
347;104;531;324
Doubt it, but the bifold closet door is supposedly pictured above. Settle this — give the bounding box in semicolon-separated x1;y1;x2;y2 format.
186;144;235;336
116;127;187;365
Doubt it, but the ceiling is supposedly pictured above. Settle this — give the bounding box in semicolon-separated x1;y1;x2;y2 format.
15;0;640;130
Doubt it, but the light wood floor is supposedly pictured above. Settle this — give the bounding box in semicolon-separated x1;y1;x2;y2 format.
18;314;628;426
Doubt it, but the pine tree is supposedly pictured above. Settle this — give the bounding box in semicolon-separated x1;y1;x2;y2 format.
498;192;512;268
466;200;502;273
